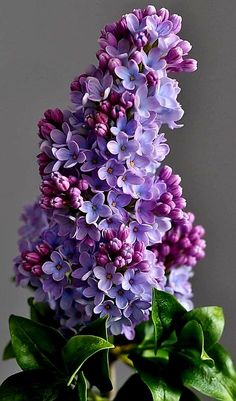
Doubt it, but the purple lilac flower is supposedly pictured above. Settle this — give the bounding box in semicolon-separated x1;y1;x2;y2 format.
108;286;134;309
141;46;166;72
117;170;144;194
122;270;146;295
115;60;146;90
87;73;113;102
43;277;67;300
110;115;137;137
127;221;152;245
80;193;111;224
107;132;139;161
83;278;104;305
98;159;125;187
135;84;159;119
94;300;122;318
94;263;123;291
74;217;100;241
42;251;71;281
81;149;106;172
107;190;131;215
72;252;95;281
54;140;85;168
124;299;150;322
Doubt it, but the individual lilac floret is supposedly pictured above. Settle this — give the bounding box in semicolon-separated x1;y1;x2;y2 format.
107;190;131;215
98;159;125;187
107;132;139;161
127;221;152;246
115;60;146;90
110;115;137;137
94;300;122;318
74;217;100;241
108;286;134;309
87;73;113;102
94;263;123;291
141;46;166;72
42;251;71;281
54;141;85;168
122;270;145;295
80;193;111;224
72;251;95;281
83;278;104;305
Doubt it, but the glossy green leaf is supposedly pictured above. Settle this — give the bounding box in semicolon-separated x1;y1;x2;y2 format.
80;317;112;393
63;335;114;386
28;298;58;328
177;320;214;365
9;315;66;372
180;306;224;350
131;354;182;401
152;289;186;350
114;374;152;401
0;370;71;401
75;371;87;401
173;351;234;401
2;340;15;360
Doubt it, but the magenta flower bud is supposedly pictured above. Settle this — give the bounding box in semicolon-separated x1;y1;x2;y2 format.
32;265;43;276
169;208;184;221
155;203;171;216
98;52;110;69
195;225;205;237
95;111;109;124
69;188;83;209
159;165;172;181
22;261;32;272
157;8;170;21
167;228;181;243
103;229;115;241
96;253;109;266
40;196;51;209
166;174;181;186
118;224;129;241
109;91;120;105
45;108;64;125
100;100;111;114
110;105;126;119
52;172;70;192
176;254;187;265
174;197;187;209
109;238;122;252
114;256;126;268
134;241;145;253
137;261;150;272
144;5;156;16
68;175;78;185
180;59;198;72
94;123;108;137
120;91;135;109
130;51;143;64
169;14;182;34
179;238;191;249
41;181;54;196
133;9;143;19
159;244;170;256
167;47;183;64
78;179;89;191
36;243;50;256
170;185;183;197
132;251;143;263
25;252;41;263
147;71;159;86
51;196;66;209
108;57;122;73
39;122;54;138
134;32;148;49
160;192;173;204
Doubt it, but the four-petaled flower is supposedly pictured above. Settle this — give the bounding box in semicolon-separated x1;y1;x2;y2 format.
42;251;71;281
127;221;152;245
98;159;126;187
107;132;139;161
115;60;146;90
80;193;111;224
94;263;123;291
54;141;85;168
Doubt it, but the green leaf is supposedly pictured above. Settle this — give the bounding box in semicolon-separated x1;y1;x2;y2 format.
177;320;214;365
131;354;182;401
9;315;66;372
180;389;201;400
180;306;224;350
75;371;87;401
114;374;152;401
28;298;58;328
63;335;114;386
172;351;234;401
152;289;186;350
0;370;71;401
2;341;15;360
80;317;112;393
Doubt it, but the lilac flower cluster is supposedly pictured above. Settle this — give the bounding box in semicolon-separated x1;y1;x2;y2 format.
14;5;205;339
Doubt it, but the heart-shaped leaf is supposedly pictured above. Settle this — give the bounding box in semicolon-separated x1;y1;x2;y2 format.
152;289;186;351
80;317;113;393
63;335;114;385
0;370;71;401
9;315;66;372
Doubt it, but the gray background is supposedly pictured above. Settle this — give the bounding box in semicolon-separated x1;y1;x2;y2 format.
0;0;235;396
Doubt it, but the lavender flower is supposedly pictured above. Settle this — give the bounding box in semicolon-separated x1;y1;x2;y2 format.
98;159;125;187
107;132;139;161
94;263;123;291
80;193;111;224
115;60;146;90
42;251;71;281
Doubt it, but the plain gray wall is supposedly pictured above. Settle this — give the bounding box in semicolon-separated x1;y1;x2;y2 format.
0;0;235;395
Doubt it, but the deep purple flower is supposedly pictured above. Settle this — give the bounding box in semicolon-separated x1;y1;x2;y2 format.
72;252;95;281
94;263;123;291
80;193;111;224
42;251;71;281
107;132;139;161
43;277;67;300
115;60;146;90
108;286;134;309
98;159;125;187
81;149;106;172
122;270;146;295
124;299;150;322
83;278;104;305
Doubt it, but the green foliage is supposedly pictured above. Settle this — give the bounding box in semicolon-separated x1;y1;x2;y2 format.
1;291;236;401
62;334;114;385
2;341;15;360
